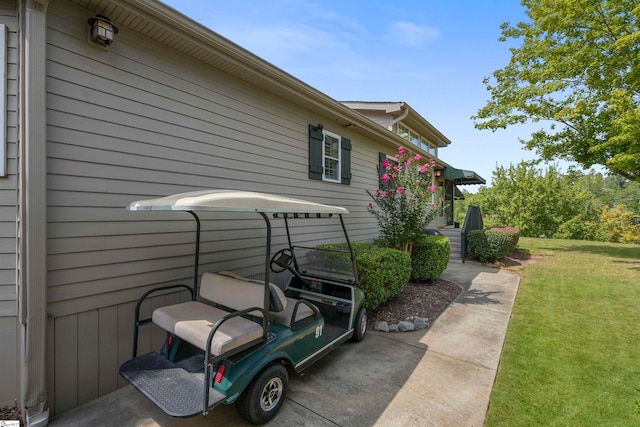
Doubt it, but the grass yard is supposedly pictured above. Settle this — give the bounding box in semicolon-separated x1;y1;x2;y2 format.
485;237;640;426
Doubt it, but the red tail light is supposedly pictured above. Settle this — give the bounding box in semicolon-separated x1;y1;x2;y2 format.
215;364;226;384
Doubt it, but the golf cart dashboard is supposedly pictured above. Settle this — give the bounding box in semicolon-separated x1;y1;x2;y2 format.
285;275;353;309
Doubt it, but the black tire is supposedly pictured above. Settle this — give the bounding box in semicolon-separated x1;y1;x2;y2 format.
351;307;367;342
235;363;288;425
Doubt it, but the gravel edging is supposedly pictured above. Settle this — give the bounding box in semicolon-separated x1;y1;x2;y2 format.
369;279;462;333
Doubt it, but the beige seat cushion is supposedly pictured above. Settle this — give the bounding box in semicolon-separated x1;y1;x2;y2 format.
270;297;316;327
152;301;263;356
201;272;287;314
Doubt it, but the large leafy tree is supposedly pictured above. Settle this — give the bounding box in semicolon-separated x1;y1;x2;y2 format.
474;0;640;181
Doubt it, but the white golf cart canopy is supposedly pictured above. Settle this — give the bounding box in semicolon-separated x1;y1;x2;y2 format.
128;190;349;215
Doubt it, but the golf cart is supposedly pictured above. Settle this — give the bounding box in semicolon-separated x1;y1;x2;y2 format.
119;190;367;424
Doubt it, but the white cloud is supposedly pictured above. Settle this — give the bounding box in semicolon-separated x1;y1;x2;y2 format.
386;21;440;46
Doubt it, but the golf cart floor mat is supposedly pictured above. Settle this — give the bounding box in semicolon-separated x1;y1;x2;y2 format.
324;324;348;342
120;352;224;417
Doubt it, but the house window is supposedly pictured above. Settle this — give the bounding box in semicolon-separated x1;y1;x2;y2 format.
308;124;352;185
396;123;437;157
323;130;341;182
421;137;437;157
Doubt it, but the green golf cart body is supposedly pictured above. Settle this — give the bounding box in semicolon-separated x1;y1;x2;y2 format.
118;190;366;424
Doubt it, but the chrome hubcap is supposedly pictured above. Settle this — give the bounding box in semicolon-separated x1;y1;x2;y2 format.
360;312;367;335
260;377;283;412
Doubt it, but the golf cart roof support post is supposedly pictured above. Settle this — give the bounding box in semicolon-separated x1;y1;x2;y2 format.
283;215;300;272
187;211;200;300
259;212;271;338
339;214;359;284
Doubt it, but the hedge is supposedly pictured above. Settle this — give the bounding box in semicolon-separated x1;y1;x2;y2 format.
468;227;521;263
410;234;450;282
317;242;411;310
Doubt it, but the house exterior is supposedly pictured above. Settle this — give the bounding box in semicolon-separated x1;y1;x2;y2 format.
342;101;485;228
0;0;483;424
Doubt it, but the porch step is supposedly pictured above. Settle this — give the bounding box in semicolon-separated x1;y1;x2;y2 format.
437;228;462;259
119;352;224;418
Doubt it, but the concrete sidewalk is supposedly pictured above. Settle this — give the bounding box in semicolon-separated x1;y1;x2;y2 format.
50;260;519;427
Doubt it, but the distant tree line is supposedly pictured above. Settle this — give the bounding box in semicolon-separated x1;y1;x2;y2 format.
455;162;640;244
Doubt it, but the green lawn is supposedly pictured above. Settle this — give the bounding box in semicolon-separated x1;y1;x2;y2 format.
485;237;640;427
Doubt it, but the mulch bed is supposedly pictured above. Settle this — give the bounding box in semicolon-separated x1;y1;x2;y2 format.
0;406;20;423
368;279;462;327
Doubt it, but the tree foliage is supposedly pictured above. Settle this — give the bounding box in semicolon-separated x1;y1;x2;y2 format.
473;0;640;181
469;162;597;238
458;163;640;244
367;147;438;252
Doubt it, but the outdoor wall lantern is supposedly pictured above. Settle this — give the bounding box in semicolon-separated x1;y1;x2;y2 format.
88;14;118;47
435;169;442;177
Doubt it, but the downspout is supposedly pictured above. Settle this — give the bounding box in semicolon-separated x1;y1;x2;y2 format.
387;103;409;131
19;1;49;425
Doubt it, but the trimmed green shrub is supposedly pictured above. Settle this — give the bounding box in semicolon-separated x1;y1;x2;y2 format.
487;227;521;254
468;227;521;263
317;242;411;310
410;234;450;282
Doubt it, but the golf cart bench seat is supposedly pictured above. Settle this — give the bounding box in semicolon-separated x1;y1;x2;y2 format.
215;270;318;329
152;272;316;356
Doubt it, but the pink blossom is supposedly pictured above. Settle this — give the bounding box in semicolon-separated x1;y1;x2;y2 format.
431;160;436;167
368;202;373;208
414;154;422;161
375;189;382;197
416;180;421;185
398;146;406;154
381;159;392;170
384;190;390;198
394;154;400;159
394;165;402;172
381;173;391;183
406;159;412;166
391;173;397;179
420;164;429;173
396;187;405;195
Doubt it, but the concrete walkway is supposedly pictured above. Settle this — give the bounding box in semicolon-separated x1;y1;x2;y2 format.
50;260;519;427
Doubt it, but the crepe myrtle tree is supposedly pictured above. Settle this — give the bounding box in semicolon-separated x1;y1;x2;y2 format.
367;146;439;252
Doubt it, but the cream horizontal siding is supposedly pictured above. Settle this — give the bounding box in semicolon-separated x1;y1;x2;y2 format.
0;0;18;412
45;0;383;414
0;5;18;320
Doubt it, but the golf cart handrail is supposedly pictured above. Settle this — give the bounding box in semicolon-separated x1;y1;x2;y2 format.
128;190;349;215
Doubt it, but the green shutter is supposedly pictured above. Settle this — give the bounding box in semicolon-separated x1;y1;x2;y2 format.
378;152;387;185
309;124;323;180
341;137;351;185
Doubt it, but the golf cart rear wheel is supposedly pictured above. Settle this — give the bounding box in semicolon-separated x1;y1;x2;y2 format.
351;307;367;342
236;363;288;425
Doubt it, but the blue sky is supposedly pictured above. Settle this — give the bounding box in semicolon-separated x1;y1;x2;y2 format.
161;0;552;190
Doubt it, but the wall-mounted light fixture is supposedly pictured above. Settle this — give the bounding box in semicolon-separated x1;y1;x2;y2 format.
435;169;442;177
88;15;118;47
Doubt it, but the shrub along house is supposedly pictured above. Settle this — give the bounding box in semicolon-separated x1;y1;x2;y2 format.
0;0;483;424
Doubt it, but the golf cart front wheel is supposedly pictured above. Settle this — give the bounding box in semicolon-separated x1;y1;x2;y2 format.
236;363;288;424
351;307;367;342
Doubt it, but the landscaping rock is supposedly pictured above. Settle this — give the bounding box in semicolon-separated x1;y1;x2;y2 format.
375;321;389;332
397;321;415;332
388;323;399;332
414;316;430;330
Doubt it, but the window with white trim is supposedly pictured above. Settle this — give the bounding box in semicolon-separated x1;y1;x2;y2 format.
308;124;352;185
396;123;437;157
322;130;341;182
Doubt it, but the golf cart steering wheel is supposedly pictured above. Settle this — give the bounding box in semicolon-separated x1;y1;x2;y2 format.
270;248;294;273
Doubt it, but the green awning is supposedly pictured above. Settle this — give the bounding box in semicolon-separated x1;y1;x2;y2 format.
441;167;486;185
